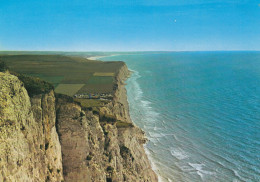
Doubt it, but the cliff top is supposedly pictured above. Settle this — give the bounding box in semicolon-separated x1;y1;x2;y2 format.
0;54;125;96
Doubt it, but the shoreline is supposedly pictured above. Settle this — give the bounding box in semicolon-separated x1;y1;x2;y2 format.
98;54;162;181
87;54;119;61
90;53;161;181
124;68;164;182
111;63;158;181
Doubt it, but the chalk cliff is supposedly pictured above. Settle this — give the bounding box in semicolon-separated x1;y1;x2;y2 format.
0;64;157;182
0;72;63;182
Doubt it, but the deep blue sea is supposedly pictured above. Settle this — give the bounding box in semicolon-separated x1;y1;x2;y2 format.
102;52;260;182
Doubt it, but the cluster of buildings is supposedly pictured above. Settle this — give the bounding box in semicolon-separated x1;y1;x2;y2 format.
74;93;113;100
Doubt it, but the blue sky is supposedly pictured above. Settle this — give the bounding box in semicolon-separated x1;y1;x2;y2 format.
0;0;259;51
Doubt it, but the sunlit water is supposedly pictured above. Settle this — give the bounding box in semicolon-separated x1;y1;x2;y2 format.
102;52;260;182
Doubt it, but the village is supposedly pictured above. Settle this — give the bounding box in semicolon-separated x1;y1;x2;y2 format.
73;93;113;100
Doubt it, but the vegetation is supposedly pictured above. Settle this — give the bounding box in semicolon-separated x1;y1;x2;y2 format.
93;72;114;76
106;178;112;182
0;54;125;107
0;60;8;72
55;84;84;96
86;155;93;161
0;55;124;96
120;145;134;161
87;76;114;84
99;113;117;123
11;72;54;97
107;166;114;172
116;121;134;128
55;93;74;103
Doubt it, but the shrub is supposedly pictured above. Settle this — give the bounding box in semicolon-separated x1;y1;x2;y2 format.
12;72;54;97
55;93;74;103
86;155;92;161
107;166;114;172
99;113;116;123
120;145;134;161
106;178;112;182
93;109;100;115
80;111;85;117
45;142;49;150
120;145;130;156
0;60;8;72
116;121;134;128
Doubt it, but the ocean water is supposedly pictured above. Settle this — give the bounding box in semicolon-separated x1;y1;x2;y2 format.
102;52;260;182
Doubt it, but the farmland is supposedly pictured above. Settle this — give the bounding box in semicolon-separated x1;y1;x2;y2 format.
0;54;124;99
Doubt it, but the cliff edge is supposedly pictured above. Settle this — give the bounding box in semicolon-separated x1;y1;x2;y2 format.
0;63;157;182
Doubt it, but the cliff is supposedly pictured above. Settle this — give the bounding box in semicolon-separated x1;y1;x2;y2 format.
0;64;157;182
0;72;63;182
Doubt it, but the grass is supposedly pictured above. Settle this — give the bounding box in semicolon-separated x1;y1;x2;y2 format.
93;72;115;76
87;76;114;84
29;74;64;88
77;84;113;94
116;121;134;128
55;84;85;96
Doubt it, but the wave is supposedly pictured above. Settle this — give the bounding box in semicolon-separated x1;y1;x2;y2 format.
126;69;165;181
108;53;260;181
187;163;215;180
170;147;188;160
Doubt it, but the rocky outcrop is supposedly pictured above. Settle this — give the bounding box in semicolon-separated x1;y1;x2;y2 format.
0;72;63;182
0;63;157;182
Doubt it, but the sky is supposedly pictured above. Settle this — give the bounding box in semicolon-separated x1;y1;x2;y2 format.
0;0;260;51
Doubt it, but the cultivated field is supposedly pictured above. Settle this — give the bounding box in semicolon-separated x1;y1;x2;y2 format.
55;84;85;96
0;54;124;97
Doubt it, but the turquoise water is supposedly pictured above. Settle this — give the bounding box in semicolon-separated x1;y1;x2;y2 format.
102;52;260;182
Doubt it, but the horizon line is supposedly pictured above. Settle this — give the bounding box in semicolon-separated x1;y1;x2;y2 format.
0;50;260;53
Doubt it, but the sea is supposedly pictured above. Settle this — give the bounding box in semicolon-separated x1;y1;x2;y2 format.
101;52;260;182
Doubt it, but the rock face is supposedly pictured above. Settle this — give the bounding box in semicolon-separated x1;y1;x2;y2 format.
0;63;158;182
0;72;63;182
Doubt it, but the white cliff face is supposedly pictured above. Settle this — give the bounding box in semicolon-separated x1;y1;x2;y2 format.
0;64;158;182
0;72;63;182
56;64;158;182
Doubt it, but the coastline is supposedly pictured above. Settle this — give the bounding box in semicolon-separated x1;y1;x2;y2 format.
87;54;119;61
99;54;162;181
0;63;158;181
111;63;159;180
124;68;164;182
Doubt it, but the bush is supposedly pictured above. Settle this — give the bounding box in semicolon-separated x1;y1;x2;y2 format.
92;109;100;115
11;72;54;97
99;113;116;123
107;166;114;172
116;121;134;128
55;93;74;103
86;155;92;161
120;145;134;161
0;60;8;72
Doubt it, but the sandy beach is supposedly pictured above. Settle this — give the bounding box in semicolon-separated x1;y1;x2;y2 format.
87;54;119;61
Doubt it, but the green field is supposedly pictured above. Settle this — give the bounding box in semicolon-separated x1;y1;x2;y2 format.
0;54;124;97
93;72;115;76
55;84;85;96
87;76;114;84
